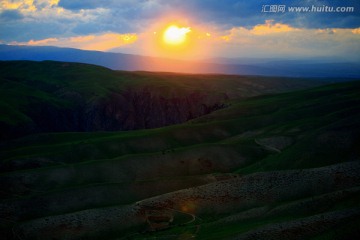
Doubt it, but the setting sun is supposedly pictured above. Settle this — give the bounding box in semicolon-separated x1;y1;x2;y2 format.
163;25;191;45
146;20;206;59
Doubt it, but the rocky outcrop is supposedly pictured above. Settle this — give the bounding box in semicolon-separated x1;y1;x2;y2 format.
82;88;228;131
5;88;227;139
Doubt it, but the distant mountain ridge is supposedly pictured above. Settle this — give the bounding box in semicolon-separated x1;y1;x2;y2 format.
1;44;359;78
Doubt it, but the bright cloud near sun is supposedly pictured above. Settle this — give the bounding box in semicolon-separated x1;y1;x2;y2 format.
11;33;138;51
134;19;205;59
163;25;191;45
251;20;299;35
352;28;360;35
218;20;300;43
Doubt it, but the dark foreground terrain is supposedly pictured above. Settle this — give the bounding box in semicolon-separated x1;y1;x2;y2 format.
0;61;359;239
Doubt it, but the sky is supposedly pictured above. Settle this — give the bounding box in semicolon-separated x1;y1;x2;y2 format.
0;0;360;61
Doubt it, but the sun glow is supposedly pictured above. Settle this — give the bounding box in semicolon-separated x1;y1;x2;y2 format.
163;25;191;45
143;19;211;60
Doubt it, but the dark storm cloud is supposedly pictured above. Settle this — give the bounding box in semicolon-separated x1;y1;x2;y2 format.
155;0;360;28
57;0;359;29
65;0;360;28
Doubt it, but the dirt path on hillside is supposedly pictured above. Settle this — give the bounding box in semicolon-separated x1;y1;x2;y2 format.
255;138;282;153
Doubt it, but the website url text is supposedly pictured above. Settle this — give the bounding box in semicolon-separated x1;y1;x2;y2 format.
262;5;355;13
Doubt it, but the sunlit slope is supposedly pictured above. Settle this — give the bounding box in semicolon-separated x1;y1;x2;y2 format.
0;81;359;239
0;60;321;140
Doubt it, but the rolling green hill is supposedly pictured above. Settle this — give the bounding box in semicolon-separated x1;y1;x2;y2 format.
0;61;359;239
0;60;321;141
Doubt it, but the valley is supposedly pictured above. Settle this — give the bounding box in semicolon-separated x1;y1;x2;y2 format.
0;61;359;239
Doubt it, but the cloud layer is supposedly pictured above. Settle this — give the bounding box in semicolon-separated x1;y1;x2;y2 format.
0;0;359;60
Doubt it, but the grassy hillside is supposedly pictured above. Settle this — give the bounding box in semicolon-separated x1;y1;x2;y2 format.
0;60;321;141
0;61;359;239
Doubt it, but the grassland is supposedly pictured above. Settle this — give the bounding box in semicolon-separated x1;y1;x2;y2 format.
0;61;359;239
0;60;321;138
